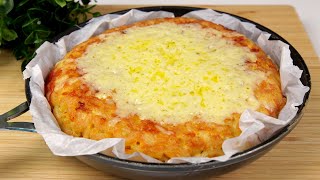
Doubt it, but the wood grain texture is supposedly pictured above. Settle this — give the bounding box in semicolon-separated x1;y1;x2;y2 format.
0;5;319;179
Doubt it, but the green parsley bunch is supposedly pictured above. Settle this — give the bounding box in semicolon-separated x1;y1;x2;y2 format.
0;0;100;70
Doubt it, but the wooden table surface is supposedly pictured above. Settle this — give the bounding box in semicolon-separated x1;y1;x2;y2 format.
0;5;319;180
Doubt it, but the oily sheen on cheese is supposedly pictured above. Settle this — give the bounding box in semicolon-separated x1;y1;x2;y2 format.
77;22;264;125
46;17;286;161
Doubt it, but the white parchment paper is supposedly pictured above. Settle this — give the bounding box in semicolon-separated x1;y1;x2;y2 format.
23;9;310;163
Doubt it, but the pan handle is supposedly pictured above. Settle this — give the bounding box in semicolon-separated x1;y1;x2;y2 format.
0;101;36;132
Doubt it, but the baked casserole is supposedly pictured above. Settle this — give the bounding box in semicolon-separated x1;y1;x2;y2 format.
45;17;286;161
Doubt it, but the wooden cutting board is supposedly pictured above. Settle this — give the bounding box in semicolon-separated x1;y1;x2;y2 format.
0;5;319;179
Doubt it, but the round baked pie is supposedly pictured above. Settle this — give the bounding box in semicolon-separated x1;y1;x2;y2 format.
45;17;286;161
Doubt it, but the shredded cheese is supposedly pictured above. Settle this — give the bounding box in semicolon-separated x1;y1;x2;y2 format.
77;22;265;124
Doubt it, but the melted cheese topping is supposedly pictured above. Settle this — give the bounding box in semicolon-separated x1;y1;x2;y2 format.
77;22;265;125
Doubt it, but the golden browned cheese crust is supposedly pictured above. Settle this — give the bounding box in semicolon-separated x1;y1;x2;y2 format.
45;17;286;161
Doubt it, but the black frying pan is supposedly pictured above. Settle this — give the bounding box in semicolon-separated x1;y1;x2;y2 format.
0;6;311;180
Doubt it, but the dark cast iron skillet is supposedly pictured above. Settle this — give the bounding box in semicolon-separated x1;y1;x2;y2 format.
0;6;311;180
